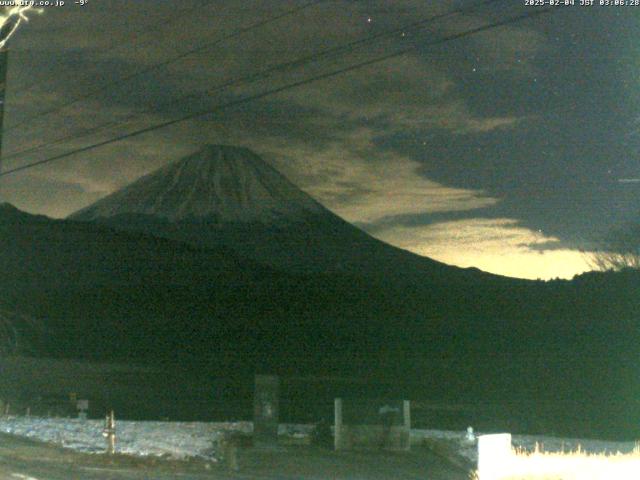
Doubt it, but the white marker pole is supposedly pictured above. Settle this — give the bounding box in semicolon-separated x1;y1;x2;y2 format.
477;433;513;480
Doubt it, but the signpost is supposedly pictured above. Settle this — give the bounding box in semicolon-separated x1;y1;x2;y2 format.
77;399;89;420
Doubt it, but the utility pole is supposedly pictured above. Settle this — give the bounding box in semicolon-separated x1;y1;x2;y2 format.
0;48;9;175
0;6;41;180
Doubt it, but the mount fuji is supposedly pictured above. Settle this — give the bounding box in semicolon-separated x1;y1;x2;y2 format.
72;145;325;224
70;144;496;283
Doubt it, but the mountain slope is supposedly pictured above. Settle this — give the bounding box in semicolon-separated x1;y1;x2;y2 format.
70;145;503;283
0;202;292;360
3;201;639;437
0;202;264;289
71;145;324;223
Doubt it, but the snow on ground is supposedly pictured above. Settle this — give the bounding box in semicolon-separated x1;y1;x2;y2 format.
0;416;635;465
411;429;639;464
0;417;256;459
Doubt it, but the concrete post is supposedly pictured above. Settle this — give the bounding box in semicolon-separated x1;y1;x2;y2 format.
402;400;411;450
334;398;343;451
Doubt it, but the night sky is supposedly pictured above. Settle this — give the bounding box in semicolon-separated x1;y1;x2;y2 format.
0;0;637;279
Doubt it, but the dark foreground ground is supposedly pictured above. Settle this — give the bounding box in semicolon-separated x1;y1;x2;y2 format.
0;433;470;480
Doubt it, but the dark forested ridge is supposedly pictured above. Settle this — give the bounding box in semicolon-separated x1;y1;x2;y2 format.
1;202;638;438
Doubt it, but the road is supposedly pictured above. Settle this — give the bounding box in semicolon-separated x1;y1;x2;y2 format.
0;433;470;479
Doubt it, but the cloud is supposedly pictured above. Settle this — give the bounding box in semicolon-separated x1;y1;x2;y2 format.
435;9;549;75
272;52;524;136
370;218;592;279
255;127;499;223
1;0;594;283
2;46;512;221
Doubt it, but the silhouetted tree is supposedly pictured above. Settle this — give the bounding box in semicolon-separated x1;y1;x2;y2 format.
588;223;640;271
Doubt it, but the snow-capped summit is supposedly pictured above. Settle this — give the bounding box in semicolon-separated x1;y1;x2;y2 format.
71;145;324;223
69;144;495;280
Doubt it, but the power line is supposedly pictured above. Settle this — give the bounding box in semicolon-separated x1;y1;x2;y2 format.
2;6;556;177
3;0;504;163
12;1;215;100
0;6;558;180
6;0;324;134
